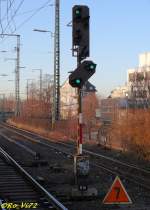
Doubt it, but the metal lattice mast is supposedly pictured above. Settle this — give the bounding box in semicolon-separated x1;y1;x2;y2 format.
0;33;20;116
16;35;20;116
53;0;60;123
40;69;42;101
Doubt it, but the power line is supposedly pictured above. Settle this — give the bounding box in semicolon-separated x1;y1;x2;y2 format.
11;0;52;33
0;0;52;45
1;1;53;35
6;0;13;33
1;0;15;22
16;3;53;17
9;0;16;32
0;0;4;33
3;0;25;33
1;1;52;21
0;0;53;52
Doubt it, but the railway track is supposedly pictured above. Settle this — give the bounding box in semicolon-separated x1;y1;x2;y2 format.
84;149;150;189
1;122;150;191
0;145;68;210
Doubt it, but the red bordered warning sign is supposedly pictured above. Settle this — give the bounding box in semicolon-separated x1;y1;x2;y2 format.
103;176;132;204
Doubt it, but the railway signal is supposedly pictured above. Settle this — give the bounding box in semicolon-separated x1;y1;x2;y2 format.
71;5;97;194
72;5;90;59
69;60;96;88
71;5;97;157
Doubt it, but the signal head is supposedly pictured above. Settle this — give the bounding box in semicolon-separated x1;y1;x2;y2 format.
85;62;96;72
75;7;81;18
69;60;96;88
75;78;81;84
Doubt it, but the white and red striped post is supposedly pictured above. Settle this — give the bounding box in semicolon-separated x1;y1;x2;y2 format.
77;89;83;155
77;47;83;155
74;49;90;186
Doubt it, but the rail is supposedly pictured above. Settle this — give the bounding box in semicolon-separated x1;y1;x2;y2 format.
0;146;69;210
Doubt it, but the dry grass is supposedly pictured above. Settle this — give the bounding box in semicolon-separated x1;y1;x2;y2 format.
7;117;76;142
109;109;150;160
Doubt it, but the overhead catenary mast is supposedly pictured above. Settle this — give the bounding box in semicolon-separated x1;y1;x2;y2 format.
16;35;20;116
52;0;60;126
0;33;20;116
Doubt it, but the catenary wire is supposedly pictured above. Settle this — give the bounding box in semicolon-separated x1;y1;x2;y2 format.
0;0;4;33
1;0;15;22
2;0;25;33
11;0;52;34
9;0;16;32
0;0;52;44
7;0;13;33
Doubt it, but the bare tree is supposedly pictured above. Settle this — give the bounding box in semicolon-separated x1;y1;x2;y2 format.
82;93;99;140
110;109;150;160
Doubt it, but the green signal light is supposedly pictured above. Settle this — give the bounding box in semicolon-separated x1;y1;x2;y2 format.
87;63;96;71
75;10;80;15
89;64;96;70
90;65;94;69
75;79;81;84
75;8;81;18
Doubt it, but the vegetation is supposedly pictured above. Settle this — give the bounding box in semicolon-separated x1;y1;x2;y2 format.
9;92;100;142
110;109;150;160
6;80;150;161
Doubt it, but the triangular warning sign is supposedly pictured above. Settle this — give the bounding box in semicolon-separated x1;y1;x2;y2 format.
103;176;132;204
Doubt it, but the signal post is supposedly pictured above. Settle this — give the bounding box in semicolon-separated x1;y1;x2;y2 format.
69;5;97;195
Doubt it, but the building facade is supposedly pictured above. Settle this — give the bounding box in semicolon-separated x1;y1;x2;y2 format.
127;52;150;108
60;79;78;119
60;79;96;119
100;98;127;123
110;86;128;98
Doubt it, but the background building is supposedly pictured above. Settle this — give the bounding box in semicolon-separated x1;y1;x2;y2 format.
127;52;150;108
110;86;128;98
100;98;127;124
60;79;96;119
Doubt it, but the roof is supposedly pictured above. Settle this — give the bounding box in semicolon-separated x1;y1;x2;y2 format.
83;81;97;92
61;79;97;92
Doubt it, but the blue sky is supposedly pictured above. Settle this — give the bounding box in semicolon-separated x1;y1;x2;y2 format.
0;0;150;97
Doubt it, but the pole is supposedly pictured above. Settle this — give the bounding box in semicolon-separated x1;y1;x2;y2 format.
73;51;90;189
0;33;20;117
26;80;29;101
32;69;42;101
53;0;60;128
77;50;82;155
31;80;34;118
15;35;20;116
2;94;5;120
40;69;42;101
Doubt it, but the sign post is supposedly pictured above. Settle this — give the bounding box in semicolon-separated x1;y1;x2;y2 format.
103;176;132;204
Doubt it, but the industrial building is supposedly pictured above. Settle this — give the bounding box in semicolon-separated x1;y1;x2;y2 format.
127;52;150;108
